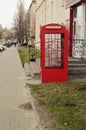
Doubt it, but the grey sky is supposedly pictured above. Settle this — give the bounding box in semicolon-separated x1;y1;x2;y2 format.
0;0;31;28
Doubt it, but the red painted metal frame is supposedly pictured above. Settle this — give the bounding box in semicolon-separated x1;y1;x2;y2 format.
69;8;73;57
40;23;68;83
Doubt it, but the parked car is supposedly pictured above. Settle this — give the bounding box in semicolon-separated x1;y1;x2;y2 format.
0;45;5;52
4;40;13;47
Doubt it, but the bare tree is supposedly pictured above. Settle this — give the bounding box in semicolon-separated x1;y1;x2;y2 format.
0;29;3;39
24;11;29;44
13;0;30;45
13;0;26;44
0;28;11;40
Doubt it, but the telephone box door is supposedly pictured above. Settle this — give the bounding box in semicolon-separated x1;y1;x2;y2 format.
40;24;68;83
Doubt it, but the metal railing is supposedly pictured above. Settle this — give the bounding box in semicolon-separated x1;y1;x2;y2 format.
72;39;86;59
28;41;40;62
28;39;86;61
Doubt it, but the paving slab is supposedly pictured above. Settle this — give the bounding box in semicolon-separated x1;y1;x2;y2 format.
26;79;42;86
0;46;43;130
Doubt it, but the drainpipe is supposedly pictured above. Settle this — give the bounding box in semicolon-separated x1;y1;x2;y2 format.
45;0;47;24
69;7;73;57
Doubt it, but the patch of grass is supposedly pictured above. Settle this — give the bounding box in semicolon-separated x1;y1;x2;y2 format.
29;48;40;61
18;47;29;64
31;82;86;130
31;86;40;91
18;46;40;64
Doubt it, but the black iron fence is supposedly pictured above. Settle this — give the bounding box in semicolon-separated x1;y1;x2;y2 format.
28;39;86;61
28;41;40;62
72;39;86;59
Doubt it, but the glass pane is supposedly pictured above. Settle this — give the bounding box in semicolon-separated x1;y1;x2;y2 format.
45;33;64;68
74;4;82;18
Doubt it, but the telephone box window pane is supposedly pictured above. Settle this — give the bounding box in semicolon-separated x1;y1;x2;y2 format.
45;33;64;68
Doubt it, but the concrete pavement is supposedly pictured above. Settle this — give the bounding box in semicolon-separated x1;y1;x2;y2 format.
0;46;42;130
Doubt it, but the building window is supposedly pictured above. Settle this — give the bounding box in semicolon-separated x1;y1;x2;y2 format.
74;7;77;18
51;1;53;20
74;4;82;18
84;4;86;38
85;4;86;22
62;0;65;7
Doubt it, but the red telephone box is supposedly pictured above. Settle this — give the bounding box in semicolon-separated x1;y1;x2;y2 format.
40;23;68;83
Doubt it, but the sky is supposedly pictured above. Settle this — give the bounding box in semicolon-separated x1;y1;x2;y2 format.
0;0;32;29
